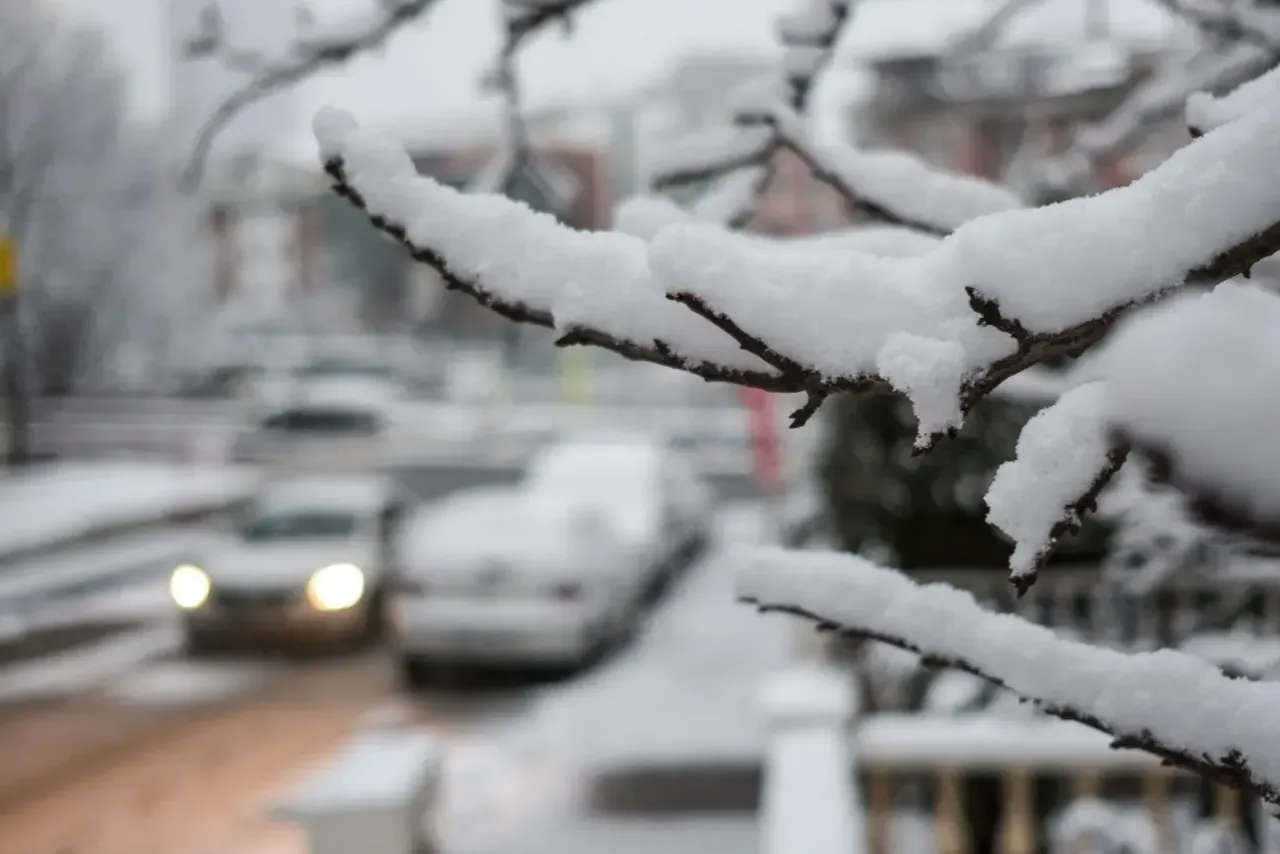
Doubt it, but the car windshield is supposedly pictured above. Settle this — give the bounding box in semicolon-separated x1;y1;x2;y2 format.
259;408;379;434
239;510;359;542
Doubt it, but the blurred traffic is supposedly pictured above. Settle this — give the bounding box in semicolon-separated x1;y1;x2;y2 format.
0;318;809;854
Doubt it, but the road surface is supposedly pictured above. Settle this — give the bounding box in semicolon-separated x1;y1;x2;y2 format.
0;494;774;854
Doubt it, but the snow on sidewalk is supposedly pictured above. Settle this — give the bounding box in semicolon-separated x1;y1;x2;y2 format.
521;500;794;769
0;460;259;559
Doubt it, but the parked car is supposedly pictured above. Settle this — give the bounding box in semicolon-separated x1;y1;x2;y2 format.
388;485;644;685
170;474;410;654
521;431;715;597
387;433;715;686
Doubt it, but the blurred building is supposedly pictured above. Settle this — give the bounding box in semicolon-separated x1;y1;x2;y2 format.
843;0;1196;195
201;151;326;310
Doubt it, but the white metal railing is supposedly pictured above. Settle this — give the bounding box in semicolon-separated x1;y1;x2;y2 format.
760;664;864;854
857;715;1257;854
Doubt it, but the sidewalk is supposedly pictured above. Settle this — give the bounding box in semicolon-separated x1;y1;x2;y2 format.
0;460;259;562
523;501;792;773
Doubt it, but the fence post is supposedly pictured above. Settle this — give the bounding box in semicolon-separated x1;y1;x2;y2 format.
760;663;865;854
271;729;442;854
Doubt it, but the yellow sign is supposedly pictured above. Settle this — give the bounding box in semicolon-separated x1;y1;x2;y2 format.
0;235;16;298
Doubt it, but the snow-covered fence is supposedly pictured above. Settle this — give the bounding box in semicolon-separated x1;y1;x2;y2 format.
760;664;864;854
0;462;259;567
856;715;1254;854
270;728;442;854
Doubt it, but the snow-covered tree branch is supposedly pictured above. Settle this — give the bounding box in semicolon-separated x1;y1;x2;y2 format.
736;547;1280;805
313;0;1280;794
316;97;1280;426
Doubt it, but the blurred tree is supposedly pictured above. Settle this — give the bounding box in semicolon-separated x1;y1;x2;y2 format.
0;2;213;464
821;388;1110;572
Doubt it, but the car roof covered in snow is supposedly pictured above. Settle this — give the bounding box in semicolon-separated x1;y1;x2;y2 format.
400;486;519;546
398;485;601;560
253;474;400;515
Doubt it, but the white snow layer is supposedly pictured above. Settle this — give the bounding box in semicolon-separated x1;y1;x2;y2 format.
805;139;1024;231
313;107;770;374
316;100;1280;437
736;547;1280;793
986;382;1113;579
1094;283;1280;526
1187;60;1280;133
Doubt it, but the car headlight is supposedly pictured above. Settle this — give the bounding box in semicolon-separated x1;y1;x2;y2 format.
170;564;211;610
306;563;365;611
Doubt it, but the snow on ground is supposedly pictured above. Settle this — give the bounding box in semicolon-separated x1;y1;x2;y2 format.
0;461;257;558
0;624;182;704
519;500;792;769
432;732;581;854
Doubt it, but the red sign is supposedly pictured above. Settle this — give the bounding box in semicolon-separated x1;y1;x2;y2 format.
741;387;783;494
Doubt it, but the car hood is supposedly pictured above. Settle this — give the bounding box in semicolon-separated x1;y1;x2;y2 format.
203;542;378;589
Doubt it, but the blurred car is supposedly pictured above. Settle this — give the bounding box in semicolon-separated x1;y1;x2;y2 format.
234;371;400;464
387;433;715;685
170;474;411;654
521;431;715;596
388;485;646;685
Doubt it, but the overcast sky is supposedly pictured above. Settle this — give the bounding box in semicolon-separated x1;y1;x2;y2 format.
56;0;857;138
55;0;1182;155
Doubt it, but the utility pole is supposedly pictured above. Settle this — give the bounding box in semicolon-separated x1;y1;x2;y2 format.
0;230;29;468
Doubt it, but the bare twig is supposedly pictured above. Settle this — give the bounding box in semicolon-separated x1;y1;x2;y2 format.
649;0;856;227
182;0;444;189
485;0;600;173
1150;0;1280;55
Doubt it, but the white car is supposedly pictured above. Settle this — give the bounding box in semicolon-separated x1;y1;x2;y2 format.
521;432;716;599
171;474;409;653
388;485;646;685
236;372;400;464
